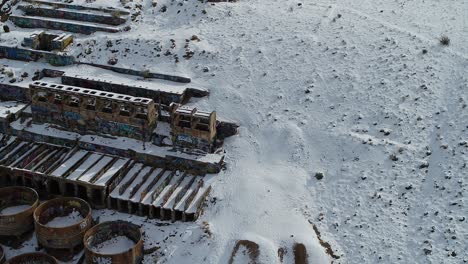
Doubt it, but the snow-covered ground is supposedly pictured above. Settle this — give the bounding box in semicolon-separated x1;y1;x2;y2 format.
1;0;467;263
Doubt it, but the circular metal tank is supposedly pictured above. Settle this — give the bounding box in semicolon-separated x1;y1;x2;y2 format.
5;252;57;264
84;220;144;264
34;197;92;250
0;186;39;237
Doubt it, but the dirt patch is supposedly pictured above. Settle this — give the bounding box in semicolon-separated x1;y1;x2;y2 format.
228;240;260;264
293;243;308;264
311;222;340;259
277;247;286;263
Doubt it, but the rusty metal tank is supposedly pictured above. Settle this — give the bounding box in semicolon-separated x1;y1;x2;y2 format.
84;220;144;264
5;252;57;264
0;186;39;237
33;197;92;250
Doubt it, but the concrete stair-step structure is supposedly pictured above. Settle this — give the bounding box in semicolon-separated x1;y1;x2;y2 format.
18;5;127;26
22;0;130;15
9;15;121;34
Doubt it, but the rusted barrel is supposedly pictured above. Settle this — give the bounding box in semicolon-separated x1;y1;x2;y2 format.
34;197;92;250
84;220;143;264
5;252;57;264
0;186;39;237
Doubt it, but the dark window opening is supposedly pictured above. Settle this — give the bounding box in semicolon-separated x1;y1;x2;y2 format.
102;101;113;113
86;98;96;111
69;96;80;107
54;93;62;104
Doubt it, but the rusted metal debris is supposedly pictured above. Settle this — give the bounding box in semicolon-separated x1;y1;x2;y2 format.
34;197;92;260
84;220;144;264
0;187;39;237
5;252;58;264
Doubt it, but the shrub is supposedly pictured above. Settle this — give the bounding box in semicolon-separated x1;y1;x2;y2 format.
439;35;450;46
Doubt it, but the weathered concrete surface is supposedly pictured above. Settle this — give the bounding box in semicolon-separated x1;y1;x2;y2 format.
30;81;157;141
9;15;121;35
18;5;126;26
0;45;75;66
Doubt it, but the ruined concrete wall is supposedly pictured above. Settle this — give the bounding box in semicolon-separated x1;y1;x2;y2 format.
0;119;8;133
8;126;223;174
22;0;130;15
0;83;30;102
216;120;239;140
18;5;126;26
79;63;191;83
172;133;212;153
30;82;157;141
61;75;184;106
9;15;120;35
31;105;149;140
0;45;75;66
12;129;77;147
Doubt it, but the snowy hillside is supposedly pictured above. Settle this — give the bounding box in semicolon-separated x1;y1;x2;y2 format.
1;0;467;263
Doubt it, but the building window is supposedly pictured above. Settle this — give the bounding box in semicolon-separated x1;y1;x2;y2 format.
54;93;62;104
195;118;210;132
178;115;192;128
102;101;113;113
135;107;148;119
37;91;47;102
86;97;96;110
119;104;130;116
69;96;80;107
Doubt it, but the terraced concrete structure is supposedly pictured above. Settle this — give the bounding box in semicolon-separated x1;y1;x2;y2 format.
9;0;128;34
0;135;212;221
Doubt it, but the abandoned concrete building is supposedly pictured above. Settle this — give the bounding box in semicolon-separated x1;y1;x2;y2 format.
170;103;217;152
23;31;73;51
30;81;158;141
0;0;238;262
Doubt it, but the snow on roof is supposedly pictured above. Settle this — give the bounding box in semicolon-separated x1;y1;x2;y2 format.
63;73;187;95
174;176;203;212
8;144;39;168
152;172;182;207
31;81;154;105
31;148;59;171
162;174;195;210
0;101;27;119
0;136;17;154
110;163;143;198
117;166;152;200
50;150;87;177
78;155;113;183
10;119;223;164
129;168;163;203
93;158;129;187
66;153;102;181
140;170;172;205
153;122;171;137
0;141;28;163
185;184;211;214
63;65;189;94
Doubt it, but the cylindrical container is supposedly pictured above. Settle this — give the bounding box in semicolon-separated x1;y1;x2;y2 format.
0;186;39;237
5;252;57;264
34;197;92;250
84;220;144;264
